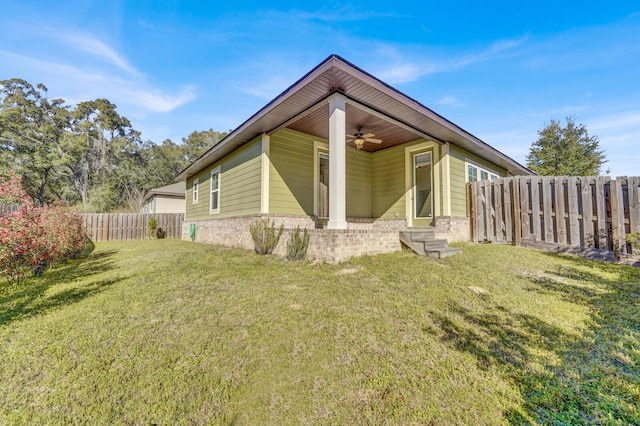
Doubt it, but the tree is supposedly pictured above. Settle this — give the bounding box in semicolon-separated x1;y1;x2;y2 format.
526;117;607;176
181;129;228;163
61;99;141;211
0;79;70;206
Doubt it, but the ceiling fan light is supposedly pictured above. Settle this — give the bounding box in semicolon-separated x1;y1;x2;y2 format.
354;137;365;149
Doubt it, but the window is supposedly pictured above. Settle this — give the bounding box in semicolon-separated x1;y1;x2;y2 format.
467;165;478;182
414;151;433;218
192;178;199;204
466;162;500;182
210;167;220;213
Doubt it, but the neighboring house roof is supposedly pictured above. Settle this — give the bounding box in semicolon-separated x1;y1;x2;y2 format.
177;54;532;181
144;181;186;202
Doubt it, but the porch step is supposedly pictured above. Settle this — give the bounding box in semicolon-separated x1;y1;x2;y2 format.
426;247;462;259
406;230;435;241
399;230;461;259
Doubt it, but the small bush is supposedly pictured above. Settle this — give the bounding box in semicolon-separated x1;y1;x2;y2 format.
148;216;158;238
286;226;310;261
156;227;166;239
250;219;283;255
627;232;640;251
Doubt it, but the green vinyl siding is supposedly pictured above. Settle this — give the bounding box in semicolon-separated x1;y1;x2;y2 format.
371;144;406;218
270;129;372;217
448;145;507;216
269;130;315;215
346;148;371;217
185;137;262;220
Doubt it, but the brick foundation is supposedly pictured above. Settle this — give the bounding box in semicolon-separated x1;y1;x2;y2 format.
433;216;470;242
182;214;406;263
182;214;469;262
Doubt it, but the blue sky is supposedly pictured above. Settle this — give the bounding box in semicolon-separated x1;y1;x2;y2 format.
1;1;639;176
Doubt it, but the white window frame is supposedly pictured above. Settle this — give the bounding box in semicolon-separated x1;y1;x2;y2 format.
192;178;199;204
466;161;500;183
209;167;220;214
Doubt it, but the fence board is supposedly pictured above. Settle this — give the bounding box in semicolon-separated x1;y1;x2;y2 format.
580;177;594;247
567;177;580;246
630;176;640;234
81;213;184;242
504;178;513;244
531;178;541;240
519;178;530;240
554;177;567;244
610;179;625;256
595;177;608;250
494;181;504;242
511;179;520;245
542;177;554;241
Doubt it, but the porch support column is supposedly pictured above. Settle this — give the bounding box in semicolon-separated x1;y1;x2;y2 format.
327;93;347;229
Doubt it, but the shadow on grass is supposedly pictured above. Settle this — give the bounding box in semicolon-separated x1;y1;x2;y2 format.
426;252;640;424
0;241;124;326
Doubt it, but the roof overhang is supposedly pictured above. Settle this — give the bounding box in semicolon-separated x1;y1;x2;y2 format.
176;54;531;181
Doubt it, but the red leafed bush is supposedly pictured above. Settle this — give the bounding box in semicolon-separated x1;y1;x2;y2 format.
0;172;86;284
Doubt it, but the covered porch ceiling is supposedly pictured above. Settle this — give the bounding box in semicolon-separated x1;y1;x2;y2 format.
177;54;531;180
287;102;422;152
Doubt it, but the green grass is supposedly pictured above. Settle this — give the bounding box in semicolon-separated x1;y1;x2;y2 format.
0;239;639;425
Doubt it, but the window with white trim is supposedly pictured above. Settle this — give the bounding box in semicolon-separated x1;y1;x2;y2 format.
466;162;499;182
192;178;199;204
210;167;220;213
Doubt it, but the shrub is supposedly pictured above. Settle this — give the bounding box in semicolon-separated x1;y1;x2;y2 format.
148;216;158;238
249;219;283;255
0;172;86;283
286;226;310;261
627;232;640;252
156;227;166;239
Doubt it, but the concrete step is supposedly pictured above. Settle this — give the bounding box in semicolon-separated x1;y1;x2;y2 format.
399;231;461;258
422;239;448;249
426;247;462;259
407;230;435;241
399;231;426;256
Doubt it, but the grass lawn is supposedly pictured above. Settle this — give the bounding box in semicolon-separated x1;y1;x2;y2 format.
0;239;639;425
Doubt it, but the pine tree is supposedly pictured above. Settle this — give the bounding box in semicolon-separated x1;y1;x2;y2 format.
526;117;607;176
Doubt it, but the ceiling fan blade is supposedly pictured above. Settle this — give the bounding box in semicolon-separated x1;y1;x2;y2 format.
362;133;375;138
364;137;382;144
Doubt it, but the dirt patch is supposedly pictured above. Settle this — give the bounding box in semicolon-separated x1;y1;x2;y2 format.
337;267;363;275
467;286;489;295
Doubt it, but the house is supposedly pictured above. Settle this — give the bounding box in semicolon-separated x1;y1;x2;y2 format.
141;182;186;214
176;54;532;262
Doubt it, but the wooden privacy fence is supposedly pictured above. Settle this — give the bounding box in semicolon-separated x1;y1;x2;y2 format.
81;213;184;242
468;176;640;255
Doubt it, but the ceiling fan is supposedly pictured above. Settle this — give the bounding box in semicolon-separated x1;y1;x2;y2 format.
346;126;382;150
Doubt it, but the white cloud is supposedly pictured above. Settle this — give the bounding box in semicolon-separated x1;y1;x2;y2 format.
0;50;104;81
375;35;528;84
54;31;141;76
379;63;435;84
121;86;197;113
437;95;466;107
0;50;196;114
137;18;154;29
589;110;640;132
